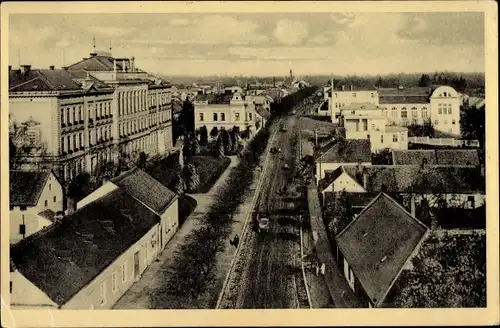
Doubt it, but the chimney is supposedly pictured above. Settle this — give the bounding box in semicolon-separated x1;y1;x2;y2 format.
8;65;12;71
49;65;55;70
122;60;126;72
113;59;117;74
410;197;416;217
20;65;31;74
131;57;135;72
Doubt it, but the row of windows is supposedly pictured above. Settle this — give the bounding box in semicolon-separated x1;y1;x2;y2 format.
118;113;169;137
61;105;84;126
118;90;172;116
332;92;376;98
199;112;252;122
437;103;453;115
99;261;128;306
383;107;429;119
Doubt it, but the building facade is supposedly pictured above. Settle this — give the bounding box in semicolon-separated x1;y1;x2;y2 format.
327;85;461;136
9;170;64;245
9;51;174;184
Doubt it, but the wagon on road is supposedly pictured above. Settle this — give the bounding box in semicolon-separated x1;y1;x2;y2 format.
254;212;270;234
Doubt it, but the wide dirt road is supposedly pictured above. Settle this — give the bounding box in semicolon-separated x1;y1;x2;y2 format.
218;113;308;309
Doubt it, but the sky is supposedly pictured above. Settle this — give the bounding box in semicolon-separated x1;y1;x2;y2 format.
8;12;485;77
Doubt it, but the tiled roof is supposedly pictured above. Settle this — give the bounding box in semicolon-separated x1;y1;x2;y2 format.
392;150;437;165
317;139;372;163
435;149;479;166
68;55;120;72
38;209;56;222
9;69;83;92
10;188;160;306
10;170;50;206
195;93;232;104
111;167;177;214
334;85;378;91
336;193;428;306
254;105;271;119
378;87;432;105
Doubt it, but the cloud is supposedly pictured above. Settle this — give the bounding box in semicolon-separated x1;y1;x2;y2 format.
397;12;484;46
169;18;190;26
330;13;356;26
229;46;335;61
310;35;330;45
273;19;309;45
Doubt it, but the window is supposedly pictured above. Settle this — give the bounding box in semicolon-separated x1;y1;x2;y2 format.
235;112;240;121
393;134;398;142
448;106;452;114
122;262;127;282
391;107;397;118
371;124;375;130
100;281;106;305
371;93;374;98
10;281;13;294
112;271;117;293
61;109;65;125
249;113;253;120
438;104;442;114
352;93;356;97
213;113;218;121
444;120;447;125
401;107;407;118
53;196;56;203
73;134;77;149
422;107;428;118
44;200;48;207
221;113;226;121
411;107;418;118
73;107;76;123
435;120;439;125
381;135;384;143
19;224;26;235
452;120;456;125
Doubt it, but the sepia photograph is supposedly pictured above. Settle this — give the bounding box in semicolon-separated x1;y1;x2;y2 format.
1;1;498;327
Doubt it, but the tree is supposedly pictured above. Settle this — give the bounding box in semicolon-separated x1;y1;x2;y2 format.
199;125;209;146
216;136;225;158
375;75;384;88
9;139;17;169
183;162;200;193
68;172;91;202
138;151;147;169
422;119;435;137
461;105;485;149
387;231;486;307
172;171;186;195
418;74;431;87
372;148;393;165
190;134;201;155
210;127;219;139
325;189;353;236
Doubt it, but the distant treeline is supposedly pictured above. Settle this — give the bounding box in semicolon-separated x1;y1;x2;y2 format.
161;72;484;95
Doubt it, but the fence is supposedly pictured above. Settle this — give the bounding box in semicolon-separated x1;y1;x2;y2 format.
408;137;479;148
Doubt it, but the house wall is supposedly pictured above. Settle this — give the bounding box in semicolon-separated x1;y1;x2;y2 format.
158;199;179;250
10;271;58;309
315;162;371;181
330;90;379;120
62;223;159;309
10;173;64;244
322;172;366;194
430;86;461;136
369;130;408;152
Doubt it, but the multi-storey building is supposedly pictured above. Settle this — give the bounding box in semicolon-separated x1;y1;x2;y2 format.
9;50;174;184
327;84;461;136
340;103;408;152
194;92;269;139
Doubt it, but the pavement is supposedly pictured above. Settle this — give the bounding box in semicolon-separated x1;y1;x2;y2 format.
305;181;364;308
113;156;239;309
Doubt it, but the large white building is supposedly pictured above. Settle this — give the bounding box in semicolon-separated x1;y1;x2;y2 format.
340;103;408;152
327;84;461;136
194;92;270;139
9;49;174;184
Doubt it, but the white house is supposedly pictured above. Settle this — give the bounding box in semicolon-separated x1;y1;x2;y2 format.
10;168;179;309
335;193;429;308
340;103;408;153
9;170;64;245
329;85;379;123
315;139;372;182
194;92;267;140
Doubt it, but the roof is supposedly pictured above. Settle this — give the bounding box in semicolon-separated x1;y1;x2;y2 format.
336;193;428;306
10;188;160;306
385;125;408;133
195;93;232;104
392;150;437;165
393;149;479;166
111;167;177;215
68;55;130;72
10;170;51;206
317;139;372;163
363;165;485;194
435;149;479;166
378;87;433;105
9;69;85;92
38;209;56;222
254;105;271;119
334;85;378;91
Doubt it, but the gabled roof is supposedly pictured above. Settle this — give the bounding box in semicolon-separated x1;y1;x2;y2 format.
435;149;479;166
68;55;135;72
317;139;372;163
110;167;177;215
336;193;428;307
10;170;51;206
10;188;160;306
254;105;271;119
319;166;361;191
9;69;84;92
392;150;437;165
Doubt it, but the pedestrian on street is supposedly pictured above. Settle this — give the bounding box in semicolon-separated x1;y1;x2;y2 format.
233;234;240;248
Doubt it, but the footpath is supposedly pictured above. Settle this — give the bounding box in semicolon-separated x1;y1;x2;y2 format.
305;181;364;308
